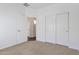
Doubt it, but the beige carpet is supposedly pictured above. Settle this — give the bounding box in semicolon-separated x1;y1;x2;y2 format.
0;41;79;55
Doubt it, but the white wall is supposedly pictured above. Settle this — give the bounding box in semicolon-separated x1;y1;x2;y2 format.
0;3;27;49
36;4;79;51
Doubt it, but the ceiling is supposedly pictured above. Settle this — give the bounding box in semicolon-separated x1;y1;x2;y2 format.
25;3;54;9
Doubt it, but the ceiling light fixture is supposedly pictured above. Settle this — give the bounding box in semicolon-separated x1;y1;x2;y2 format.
24;3;30;7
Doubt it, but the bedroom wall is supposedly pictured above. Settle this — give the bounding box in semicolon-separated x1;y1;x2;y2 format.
0;3;27;49
36;3;79;51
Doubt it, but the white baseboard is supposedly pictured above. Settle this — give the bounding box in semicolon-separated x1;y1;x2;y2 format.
69;46;79;51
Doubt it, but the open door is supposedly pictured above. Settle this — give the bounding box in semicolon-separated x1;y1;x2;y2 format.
27;17;36;41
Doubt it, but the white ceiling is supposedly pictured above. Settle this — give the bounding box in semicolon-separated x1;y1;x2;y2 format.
26;3;54;9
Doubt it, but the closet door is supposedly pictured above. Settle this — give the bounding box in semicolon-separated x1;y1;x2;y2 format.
45;15;55;43
55;12;69;46
36;16;46;42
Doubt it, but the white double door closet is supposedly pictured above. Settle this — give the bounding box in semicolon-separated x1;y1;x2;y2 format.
45;12;69;47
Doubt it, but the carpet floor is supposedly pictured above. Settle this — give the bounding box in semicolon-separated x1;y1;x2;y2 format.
0;41;79;55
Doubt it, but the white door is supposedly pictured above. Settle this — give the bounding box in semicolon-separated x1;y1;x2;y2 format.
17;14;27;43
55;12;69;46
36;16;46;42
45;15;55;43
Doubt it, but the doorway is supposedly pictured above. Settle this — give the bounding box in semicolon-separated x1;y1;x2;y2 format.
27;17;36;41
55;12;69;46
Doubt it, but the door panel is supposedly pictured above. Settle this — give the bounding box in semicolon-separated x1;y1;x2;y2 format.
36;16;46;42
46;15;55;43
17;14;27;43
56;12;69;46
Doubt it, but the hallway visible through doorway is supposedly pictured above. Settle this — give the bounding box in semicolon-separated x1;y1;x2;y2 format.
27;17;36;41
